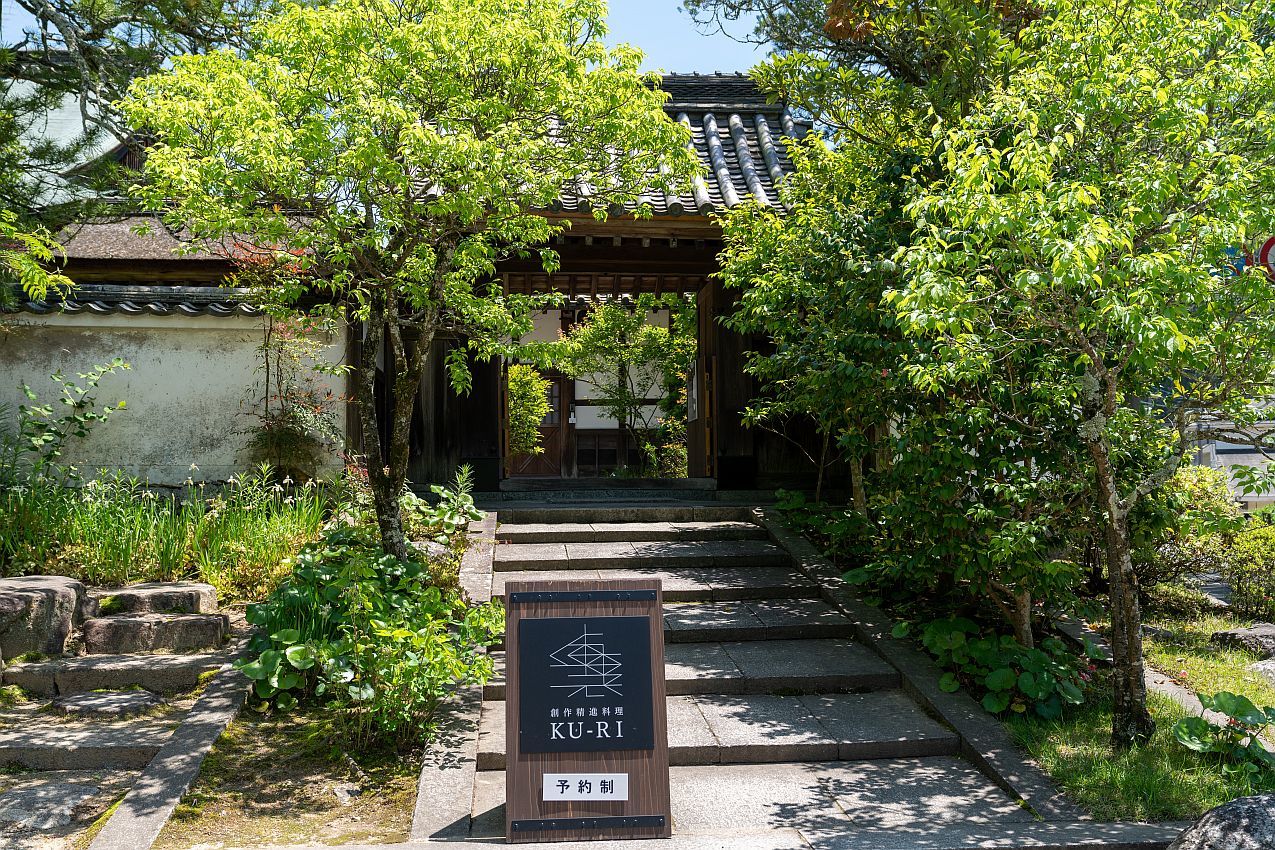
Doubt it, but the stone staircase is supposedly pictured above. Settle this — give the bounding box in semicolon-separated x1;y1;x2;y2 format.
0;579;242;845
468;505;1050;843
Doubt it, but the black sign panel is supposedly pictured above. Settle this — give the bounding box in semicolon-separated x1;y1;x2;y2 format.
518;615;655;753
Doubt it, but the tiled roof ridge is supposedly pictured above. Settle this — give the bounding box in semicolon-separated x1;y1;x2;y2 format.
6;282;261;318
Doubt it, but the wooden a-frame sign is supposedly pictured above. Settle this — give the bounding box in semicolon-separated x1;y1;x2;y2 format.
504;578;671;843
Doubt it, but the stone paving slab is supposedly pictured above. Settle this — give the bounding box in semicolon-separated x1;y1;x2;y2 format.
0;715;178;769
492;504;755;525
88;582;218;616
663;600;855;642
802;821;1186;850
800;692;959;759
493;540;789;572
721;638;899;692
483;638;896;700
470;757;1033;840
3;652;228;696
496;521;768;544
695;693;838;763
490;569;603;600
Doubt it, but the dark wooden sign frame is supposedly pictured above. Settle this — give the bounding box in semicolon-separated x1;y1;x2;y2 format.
504;578;671;843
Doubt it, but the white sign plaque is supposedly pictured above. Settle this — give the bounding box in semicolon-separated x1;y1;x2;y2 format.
542;773;629;801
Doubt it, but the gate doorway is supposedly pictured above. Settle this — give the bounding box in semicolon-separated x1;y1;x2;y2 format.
506;370;571;477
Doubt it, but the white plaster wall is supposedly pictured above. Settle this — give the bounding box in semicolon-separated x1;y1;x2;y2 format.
0;313;349;485
573;308;669;429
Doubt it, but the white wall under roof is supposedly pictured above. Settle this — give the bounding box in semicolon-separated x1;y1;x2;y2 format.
0;312;348;485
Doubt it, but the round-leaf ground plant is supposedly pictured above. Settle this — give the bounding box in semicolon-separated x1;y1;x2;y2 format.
237;525;503;747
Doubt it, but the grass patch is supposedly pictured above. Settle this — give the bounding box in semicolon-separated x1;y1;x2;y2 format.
152;705;422;849
1007;689;1275;821
1143;612;1275;709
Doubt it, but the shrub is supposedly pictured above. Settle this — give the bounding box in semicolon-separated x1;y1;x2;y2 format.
1173;691;1275;790
506;364;551;458
1224;523;1275;618
1136;465;1242;588
1143;582;1219;620
238;522;502;748
916;617;1095;719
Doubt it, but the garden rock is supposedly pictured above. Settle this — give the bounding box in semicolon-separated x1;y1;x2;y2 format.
1251;659;1275;689
1169;793;1275;850
0;576;89;659
89;582;218;616
1211;623;1275;658
82;613;229;654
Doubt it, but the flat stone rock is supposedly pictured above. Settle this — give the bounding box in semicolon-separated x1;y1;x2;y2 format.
1252;659;1275;688
1169;793;1275;850
89;582;217;616
3;652;226;696
1211;624;1275;658
0;575;89;659
82;613;229;654
0;714;176;770
52;689;162;719
0;783;99;830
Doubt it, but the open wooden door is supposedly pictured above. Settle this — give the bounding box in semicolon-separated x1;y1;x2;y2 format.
507;371;568;477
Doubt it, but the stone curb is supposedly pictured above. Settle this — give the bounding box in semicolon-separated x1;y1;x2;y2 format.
754;508;1083;822
88;662;247;850
410;510;498;842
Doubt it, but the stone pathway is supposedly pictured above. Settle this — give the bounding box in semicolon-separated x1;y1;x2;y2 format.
0;581;242;849
457;504;1164;847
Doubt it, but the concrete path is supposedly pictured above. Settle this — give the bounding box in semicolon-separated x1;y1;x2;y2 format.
442;505;1185;849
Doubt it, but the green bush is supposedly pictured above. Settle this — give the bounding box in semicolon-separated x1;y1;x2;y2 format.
506;364;551;459
1224;523;1275;618
916;617;1095;719
1136;465;1242;588
239;522;502;748
1143;583;1219;620
1173;691;1275;791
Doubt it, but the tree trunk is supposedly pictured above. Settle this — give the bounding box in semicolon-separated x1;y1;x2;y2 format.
353;291;431;563
1010;590;1034;650
848;452;868;517
1090;437;1156;749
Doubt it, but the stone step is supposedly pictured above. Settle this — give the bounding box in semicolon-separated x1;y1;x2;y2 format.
496;521;769;544
469;757;1037;840
2;651;229;696
0;714;177;769
492;566;820;604
493;504;755;525
799;821;1188;850
82;613;230;654
89;582;219;616
476;691;958;770
483;638;899;700
493;600;856;650
493;540;790;572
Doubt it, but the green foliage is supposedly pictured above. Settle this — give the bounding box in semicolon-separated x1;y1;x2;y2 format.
238;523;502;747
0;463;330;598
243;314;347;482
1;359;131;485
1137;466;1242;589
122;0;701;555
1143;584;1219;621
920;617;1094;719
525;294;695;475
1173;692;1275;789
1224;524;1275;619
506;364;551;458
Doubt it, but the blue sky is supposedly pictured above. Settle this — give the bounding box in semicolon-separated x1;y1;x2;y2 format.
2;0;763;74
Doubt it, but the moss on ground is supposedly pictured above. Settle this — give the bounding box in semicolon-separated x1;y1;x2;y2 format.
152;706;422;849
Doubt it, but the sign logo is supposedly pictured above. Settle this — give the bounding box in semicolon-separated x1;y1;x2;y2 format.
1259;237;1275;279
550;627;623;698
518;615;655;753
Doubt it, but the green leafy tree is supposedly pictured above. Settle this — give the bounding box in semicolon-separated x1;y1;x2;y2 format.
122;0;699;559
506;364;552;459
897;0;1275;746
526;294;695;473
